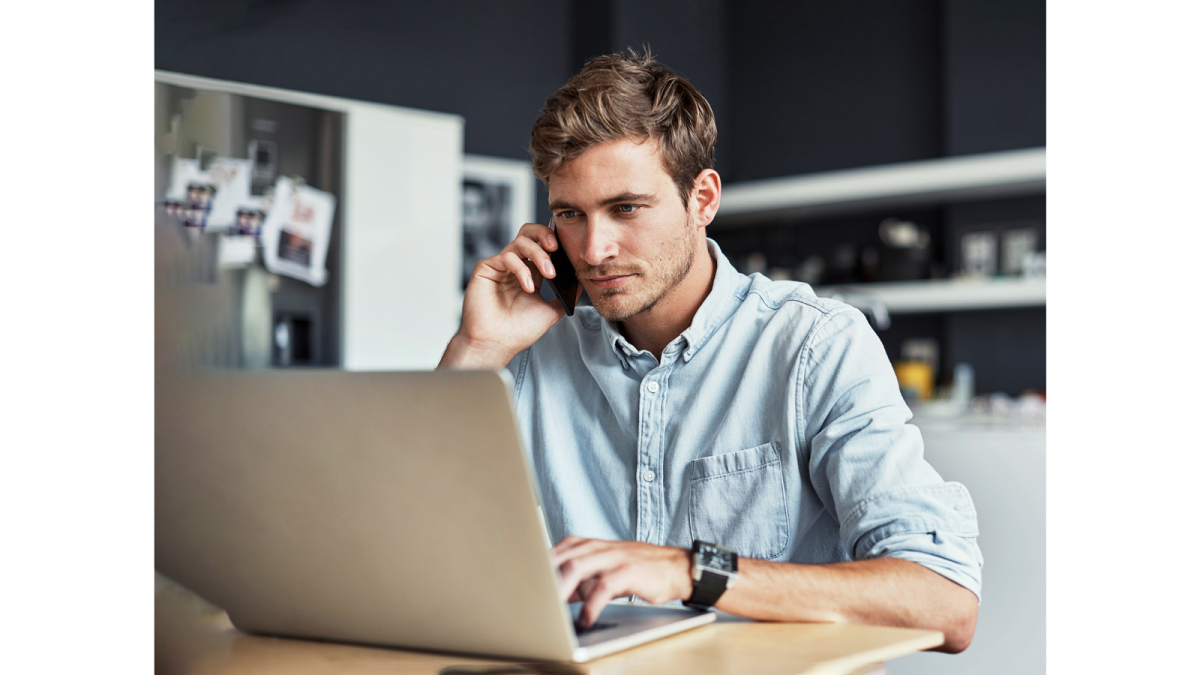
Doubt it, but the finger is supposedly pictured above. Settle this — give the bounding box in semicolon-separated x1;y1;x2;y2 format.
523;258;546;289
473;251;527;286
516;222;558;251
553;538;613;567
508;235;558;279
578;570;627;629
552;535;588;556
496;251;539;293
569;576;597;603
557;549;624;602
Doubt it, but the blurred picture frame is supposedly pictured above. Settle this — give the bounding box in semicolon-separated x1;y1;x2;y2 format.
461;155;537;295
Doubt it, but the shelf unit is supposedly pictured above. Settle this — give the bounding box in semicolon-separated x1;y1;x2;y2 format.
710;147;1047;314
813;276;1045;314
712;147;1046;226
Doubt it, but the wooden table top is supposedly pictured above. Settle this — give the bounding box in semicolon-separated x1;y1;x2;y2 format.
156;574;942;675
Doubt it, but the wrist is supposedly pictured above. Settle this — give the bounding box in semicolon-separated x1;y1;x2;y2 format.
438;333;516;370
683;541;739;610
673;546;694;602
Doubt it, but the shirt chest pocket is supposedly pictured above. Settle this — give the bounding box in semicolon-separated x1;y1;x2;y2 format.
687;442;790;560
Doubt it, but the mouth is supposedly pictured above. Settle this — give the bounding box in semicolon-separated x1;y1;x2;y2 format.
584;274;636;289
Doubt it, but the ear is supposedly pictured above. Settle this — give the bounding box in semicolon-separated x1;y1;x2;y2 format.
690;169;722;228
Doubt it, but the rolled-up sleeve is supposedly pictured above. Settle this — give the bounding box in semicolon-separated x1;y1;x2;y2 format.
800;307;983;600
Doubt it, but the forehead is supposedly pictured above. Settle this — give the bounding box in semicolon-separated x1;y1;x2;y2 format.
548;137;670;203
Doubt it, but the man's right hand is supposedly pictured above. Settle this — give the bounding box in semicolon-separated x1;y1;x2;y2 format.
438;222;576;370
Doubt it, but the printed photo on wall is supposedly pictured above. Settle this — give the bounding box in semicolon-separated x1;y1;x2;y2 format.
233;207;266;237
164;156;253;230
165;158;207;227
184;183;215;227
203;157;254;230
260;176;335;287
461;155;537;291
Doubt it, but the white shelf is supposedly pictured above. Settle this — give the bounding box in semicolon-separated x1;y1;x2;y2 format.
814;276;1045;314
714;147;1046;225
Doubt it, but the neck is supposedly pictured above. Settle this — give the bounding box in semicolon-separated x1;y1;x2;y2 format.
619;239;716;360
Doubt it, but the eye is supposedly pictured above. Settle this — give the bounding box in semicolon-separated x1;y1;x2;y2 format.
556;210;580;220
616;204;640;214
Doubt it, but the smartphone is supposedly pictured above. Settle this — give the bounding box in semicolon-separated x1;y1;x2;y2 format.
545;214;579;316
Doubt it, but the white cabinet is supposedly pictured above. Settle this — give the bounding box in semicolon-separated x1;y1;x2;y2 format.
887;416;1046;675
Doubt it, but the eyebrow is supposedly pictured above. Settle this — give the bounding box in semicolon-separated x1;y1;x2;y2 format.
549;192;658;212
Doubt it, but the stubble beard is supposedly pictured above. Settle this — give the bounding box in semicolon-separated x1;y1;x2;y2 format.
583;216;697;322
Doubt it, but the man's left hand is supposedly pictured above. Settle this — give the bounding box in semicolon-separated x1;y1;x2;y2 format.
552;536;693;628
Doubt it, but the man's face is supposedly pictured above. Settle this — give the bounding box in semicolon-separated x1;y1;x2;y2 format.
548;138;698;322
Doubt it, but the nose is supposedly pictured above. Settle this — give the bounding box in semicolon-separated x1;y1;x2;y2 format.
580;216;619;266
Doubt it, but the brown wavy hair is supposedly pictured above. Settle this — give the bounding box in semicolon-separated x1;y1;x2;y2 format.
529;49;717;207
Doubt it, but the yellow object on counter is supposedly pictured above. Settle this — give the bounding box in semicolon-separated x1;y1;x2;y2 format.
894;360;934;401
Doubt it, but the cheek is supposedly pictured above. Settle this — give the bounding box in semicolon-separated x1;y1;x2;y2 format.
557;229;584;257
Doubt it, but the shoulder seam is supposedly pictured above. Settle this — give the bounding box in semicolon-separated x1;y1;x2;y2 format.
795;310;829;455
745;286;855;320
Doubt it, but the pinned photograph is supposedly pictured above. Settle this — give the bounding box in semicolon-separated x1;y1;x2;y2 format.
164;156;253;230
234;207;266;237
165;157;206;226
278;231;313;265
166;157;203;201
184;182;215;228
260;176;335;287
217;234;257;269
203;157;254;230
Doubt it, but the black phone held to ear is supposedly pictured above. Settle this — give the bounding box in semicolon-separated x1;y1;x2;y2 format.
546;216;579;316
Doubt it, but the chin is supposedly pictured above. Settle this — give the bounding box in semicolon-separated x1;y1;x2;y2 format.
591;292;658;322
591;299;636;321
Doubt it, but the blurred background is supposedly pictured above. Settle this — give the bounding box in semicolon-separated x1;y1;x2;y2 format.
155;1;1045;673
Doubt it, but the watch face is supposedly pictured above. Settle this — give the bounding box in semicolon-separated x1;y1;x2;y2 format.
697;542;736;572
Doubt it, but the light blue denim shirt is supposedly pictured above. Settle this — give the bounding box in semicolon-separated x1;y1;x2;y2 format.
506;240;982;599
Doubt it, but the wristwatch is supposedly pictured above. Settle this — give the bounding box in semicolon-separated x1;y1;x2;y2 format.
684;540;738;610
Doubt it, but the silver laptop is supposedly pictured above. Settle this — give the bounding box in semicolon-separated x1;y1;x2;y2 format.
155;369;715;662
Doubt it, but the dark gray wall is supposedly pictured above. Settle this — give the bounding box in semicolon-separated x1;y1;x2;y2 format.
943;0;1047;154
722;0;1045;181
610;0;729;174
157;0;1045;176
157;0;570;160
725;1;944;181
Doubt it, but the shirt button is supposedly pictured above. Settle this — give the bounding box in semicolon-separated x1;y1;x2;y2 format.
646;381;659;393
642;470;656;482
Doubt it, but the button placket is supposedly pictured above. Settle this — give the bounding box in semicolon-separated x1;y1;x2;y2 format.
634;372;652;543
636;369;666;544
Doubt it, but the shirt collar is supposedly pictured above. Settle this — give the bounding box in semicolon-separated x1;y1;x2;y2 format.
599;238;744;366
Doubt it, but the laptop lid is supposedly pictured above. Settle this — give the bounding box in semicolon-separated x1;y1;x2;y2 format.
155;369;581;661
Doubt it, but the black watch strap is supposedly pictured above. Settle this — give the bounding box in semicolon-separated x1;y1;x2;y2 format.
685;540;737;610
684;569;730;610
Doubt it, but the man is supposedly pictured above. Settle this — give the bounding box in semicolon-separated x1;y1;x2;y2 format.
439;52;982;653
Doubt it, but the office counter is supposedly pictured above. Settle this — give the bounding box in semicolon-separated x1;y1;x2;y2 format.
156;575;942;675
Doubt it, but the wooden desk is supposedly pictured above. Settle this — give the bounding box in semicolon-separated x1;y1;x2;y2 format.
156;575;942;675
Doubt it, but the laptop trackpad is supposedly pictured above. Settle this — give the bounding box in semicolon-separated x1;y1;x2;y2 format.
568;602;707;648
